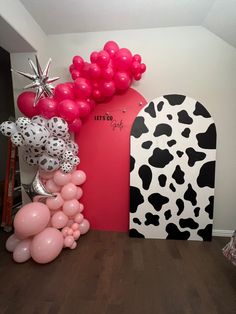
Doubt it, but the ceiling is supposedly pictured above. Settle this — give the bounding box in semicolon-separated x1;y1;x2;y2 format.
20;0;236;48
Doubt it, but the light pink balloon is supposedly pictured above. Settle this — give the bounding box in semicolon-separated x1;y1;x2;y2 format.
74;213;84;224
64;235;74;247
5;234;21;252
46;193;64;211
31;227;63;264
45;179;61;193
67;220;74;228
63;199;80;216
71;223;79;231
70;241;77;250
61;183;77;200
14;202;50;238
53;170;72;186
61;226;69;237
76;187;83;200
79;203;84;212
71;170;86;186
13;239;31;263
39;169;55;180
78;219;90;235
73;230;80;240
51;211;68;229
67;227;73;235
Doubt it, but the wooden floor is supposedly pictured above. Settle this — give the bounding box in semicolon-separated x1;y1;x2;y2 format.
0;230;235;314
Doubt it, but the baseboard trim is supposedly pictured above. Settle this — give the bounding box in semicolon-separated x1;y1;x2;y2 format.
213;229;234;237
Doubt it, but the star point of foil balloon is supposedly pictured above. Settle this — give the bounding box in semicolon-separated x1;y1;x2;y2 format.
22;171;55;202
12;56;60;105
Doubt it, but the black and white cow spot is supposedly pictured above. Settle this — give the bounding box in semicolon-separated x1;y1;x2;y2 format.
145;213;160;226
169;183;176;192
142;141;153;149
149;148;174;168
194;207;200;217
193;102;211;118
130;156;135;172
184;184;197;206
177;110;193;124
172;165;185;184
158;174;167;187
197;161;215;188
131;117;148;138
148;193;169;211
164;210;172;220
157;101;164;112
185;147;206;167
130;186;144;213
179;218;199;229
181;128;190;138
138;165;152;190
197;224;212;241
176;150;184;157
205;196;214;219
163;95;186;106
129;229;145;238
167;140;176;147
176;199;184;216
144;102;156;118
153;124;172;138
133;218;142;225
167;114;172;120
196;124;216;149
166;223;190;240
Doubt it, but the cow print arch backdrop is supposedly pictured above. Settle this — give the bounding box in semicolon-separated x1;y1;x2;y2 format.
130;94;216;241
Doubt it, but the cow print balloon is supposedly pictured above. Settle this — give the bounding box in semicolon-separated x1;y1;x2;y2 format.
62;150;74;162
25;146;45;158
31;115;47;126
39;154;60;172
15;117;31;131
62;132;71;142
71;156;80;166
66;140;79;155
60;162;74;173
46;117;68;137
45;137;66;157
23;152;39;166
11;132;24;147
22;123;50;147
0;121;17;137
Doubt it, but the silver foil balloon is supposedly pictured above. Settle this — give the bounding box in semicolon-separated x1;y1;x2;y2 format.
22;171;55;202
12;56;59;105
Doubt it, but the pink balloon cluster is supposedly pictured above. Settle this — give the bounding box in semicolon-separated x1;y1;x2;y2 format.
5;169;89;264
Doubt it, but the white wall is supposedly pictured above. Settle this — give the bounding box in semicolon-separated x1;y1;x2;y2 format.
11;25;236;231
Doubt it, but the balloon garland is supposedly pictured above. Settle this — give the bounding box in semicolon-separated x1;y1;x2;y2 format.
1;41;146;264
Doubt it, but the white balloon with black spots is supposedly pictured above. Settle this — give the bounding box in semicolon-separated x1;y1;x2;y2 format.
11;132;24;147
31;115;47;126
60;162;74;173
0;121;17;137
39;154;60;172
71;156;80;166
21;123;50;147
62;150;74;162
24;146;45;158
15;117;31;131
23;151;39;166
62;132;71;142
66;140;79;155
45;137;66;157
46;117;68;137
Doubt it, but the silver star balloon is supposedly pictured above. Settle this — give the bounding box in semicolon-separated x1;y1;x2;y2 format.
22;171;55;202
12;55;60;105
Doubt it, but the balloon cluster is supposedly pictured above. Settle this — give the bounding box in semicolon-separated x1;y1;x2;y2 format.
16;41;146;133
5;169;89;263
0;116;79;173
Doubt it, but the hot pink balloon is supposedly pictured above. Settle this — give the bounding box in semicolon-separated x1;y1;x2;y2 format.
46;193;64;211
104;41;119;58
64;235;74;248
86;98;96;111
114;71;131;90
14;202;50;238
74;100;91;118
5;234;21;252
51;211;68;229
100;80;116;97
134;73;142;81
114;48;132;70
68;118;82;133
71;70;81;80
131;61;141;75
57;99;79;122
69;64;75;73
53;170;72;186
74;78;92;99
71;170;86;185
13;239;31;263
31;227;63;264
101;66;114;80
88;63;101;79
37;97;58;119
17;91;38;118
76;187;83;200
90;51;99;63
45;179;61;193
97;50;110;68
74;213;84;224
92;89;104;102
78;219;90;235
61;183;78;200
133;54;142;63
63;199;80;216
140;63;146;73
54;83;74;101
73;55;84;71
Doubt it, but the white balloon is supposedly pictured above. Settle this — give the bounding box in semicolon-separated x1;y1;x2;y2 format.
39;153;60;172
15;117;31;131
11;132;24;147
6;234;21;252
31;115;47;126
71;156;80;166
66;140;79;155
22;123;50;147
45;137;66;157
13;239;31;263
60;162;74;173
0;121;17;137
62;150;75;162
46;117;68;137
62;132;71;142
